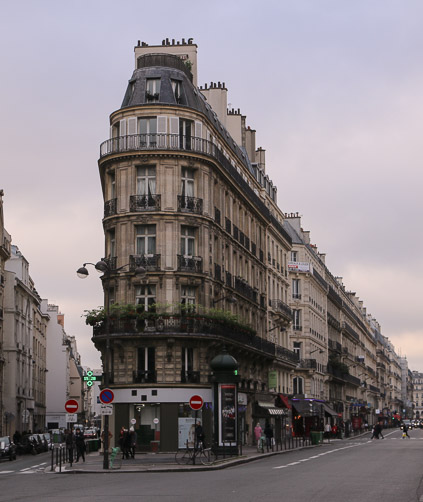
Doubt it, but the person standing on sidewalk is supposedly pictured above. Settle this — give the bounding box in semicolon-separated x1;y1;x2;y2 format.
264;422;274;452
65;429;75;464
75;428;86;462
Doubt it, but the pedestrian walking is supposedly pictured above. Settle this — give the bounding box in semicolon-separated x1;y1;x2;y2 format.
401;423;410;438
371;422;384;439
264;422;274;452
129;427;137;458
324;423;331;440
75;428;86;462
65;429;75;464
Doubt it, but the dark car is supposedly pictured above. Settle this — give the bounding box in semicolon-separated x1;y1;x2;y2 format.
18;434;43;454
0;436;17;461
35;433;49;452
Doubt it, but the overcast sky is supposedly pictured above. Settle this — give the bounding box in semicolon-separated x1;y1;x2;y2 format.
1;0;422;370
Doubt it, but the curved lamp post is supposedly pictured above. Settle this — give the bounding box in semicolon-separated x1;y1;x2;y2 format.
76;259;146;469
212;295;237;306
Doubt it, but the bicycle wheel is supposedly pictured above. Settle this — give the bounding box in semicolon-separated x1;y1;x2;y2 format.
175;449;193;465
199;448;216;466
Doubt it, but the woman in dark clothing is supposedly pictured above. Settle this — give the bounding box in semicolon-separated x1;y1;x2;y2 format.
75;429;86;462
264;423;274;452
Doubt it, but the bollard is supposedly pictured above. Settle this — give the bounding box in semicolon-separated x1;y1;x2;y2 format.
51;446;54;471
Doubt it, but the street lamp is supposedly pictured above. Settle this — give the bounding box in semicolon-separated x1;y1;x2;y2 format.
76;258;146;469
310;349;323;355
212;295;237;306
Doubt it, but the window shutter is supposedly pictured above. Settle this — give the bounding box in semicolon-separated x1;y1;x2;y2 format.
127;117;137;135
195;121;202;151
119;119;127;150
170;117;179;148
157;116;167;147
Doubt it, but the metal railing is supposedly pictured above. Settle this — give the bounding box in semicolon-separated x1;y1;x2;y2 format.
130;194;161;212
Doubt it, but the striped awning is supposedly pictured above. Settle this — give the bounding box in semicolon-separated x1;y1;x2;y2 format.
257;401;287;416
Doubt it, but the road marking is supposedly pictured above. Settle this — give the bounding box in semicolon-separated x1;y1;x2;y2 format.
0;471;14;474
274;442;365;470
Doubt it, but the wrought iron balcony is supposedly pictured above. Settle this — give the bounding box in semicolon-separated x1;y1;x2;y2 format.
133;370;157;384
177;195;203;214
234;276;258;303
225;271;233;288
177;255;203;273
130;194;161;212
181;370;200;384
129;254;161;272
104;198;117;218
269;299;293;321
298;358;317;370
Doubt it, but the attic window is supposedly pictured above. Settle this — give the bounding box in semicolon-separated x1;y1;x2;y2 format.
146;78;161;102
171;79;182;104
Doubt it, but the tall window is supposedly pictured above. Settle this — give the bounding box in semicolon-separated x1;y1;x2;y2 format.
292;279;301;299
107;229;116;259
181;286;196;308
293;309;302;330
293;341;301;357
181;226;195;256
182;347;194;372
171;79;182;103
181;167;194;197
293;377;304;395
135;284;156;311
146;78;160;102
179;119;193;149
136;225;156;256
291;251;298;262
137;347;155;381
139;117;157;146
109;171;116;199
136;166;156;196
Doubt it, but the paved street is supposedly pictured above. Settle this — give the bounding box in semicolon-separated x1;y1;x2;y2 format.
1;429;423;501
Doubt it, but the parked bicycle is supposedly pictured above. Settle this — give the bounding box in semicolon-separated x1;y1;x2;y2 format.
175;441;216;466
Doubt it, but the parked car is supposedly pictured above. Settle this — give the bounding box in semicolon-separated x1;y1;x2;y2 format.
35;433;49;452
0;436;17;461
18;434;43;454
83;429;97;439
42;432;54;450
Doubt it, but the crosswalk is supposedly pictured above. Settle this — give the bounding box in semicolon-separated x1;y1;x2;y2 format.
0;462;47;475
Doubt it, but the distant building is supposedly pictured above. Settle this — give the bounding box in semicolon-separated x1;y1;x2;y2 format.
42;302;82;430
0;190;11;435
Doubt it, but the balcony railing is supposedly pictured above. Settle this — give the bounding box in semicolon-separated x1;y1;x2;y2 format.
104;198;117;218
130;194;161;212
269;299;293;321
298;359;317;370
93;316;298;365
129;254;161;272
177;255;203;273
225;271;233;288
181;370;200;384
98;134;285;249
234;277;258;303
177;195;203;214
133;370;157;384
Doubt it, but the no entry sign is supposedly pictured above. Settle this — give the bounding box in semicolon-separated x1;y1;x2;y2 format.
99;388;114;404
189;395;203;411
65;399;79;413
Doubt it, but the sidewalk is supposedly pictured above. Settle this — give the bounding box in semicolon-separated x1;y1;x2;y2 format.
48;437;355;474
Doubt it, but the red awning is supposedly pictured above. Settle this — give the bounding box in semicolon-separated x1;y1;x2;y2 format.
279;394;291;409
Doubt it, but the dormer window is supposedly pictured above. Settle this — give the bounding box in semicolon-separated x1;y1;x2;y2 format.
171;79;182;103
146;78;160;102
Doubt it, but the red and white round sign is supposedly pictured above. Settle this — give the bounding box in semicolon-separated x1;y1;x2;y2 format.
65;399;79;413
189;395;203;411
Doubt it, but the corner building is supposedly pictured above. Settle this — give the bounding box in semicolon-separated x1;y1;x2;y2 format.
96;39;298;451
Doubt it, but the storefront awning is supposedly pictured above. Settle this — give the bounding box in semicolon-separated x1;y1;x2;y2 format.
257;401;287;416
321;403;338;417
278;394;291;409
291;399;338;417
